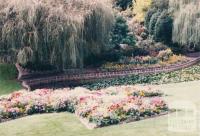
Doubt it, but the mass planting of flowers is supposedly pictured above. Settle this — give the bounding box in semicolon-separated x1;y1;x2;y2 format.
0;86;168;128
101;49;187;71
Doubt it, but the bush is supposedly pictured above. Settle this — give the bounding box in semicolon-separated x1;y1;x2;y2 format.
151;0;169;9
22;62;56;71
131;47;149;56
157;48;173;61
154;11;173;44
114;0;133;10
148;10;161;35
144;8;157;28
133;0;152;22
84;50;121;67
145;0;173;45
110;16;136;48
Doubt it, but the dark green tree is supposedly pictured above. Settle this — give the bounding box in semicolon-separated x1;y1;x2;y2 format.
110;16;135;48
114;0;133;10
144;8;157;28
145;0;173;45
154;10;173;44
148;10;161;35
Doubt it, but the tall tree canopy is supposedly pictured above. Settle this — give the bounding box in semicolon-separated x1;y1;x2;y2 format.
169;0;200;51
0;0;114;70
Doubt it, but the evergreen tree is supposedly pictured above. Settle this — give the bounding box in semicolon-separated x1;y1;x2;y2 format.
110;16;135;48
154;10;173;44
114;0;133;10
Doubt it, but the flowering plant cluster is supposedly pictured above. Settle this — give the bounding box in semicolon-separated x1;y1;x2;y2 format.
101;49;187;71
76;86;167;127
0;85;168;128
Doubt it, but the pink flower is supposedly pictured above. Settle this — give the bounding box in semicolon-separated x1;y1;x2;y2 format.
151;97;165;107
7;107;20;113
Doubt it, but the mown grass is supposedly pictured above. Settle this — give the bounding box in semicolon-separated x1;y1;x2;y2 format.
0;81;199;136
0;64;22;95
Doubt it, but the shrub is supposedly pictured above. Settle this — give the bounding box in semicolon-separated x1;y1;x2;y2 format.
148;10;161;35
152;0;169;9
84;50;121;66
132;47;150;56
157;48;173;61
145;0;173;45
133;0;152;22
154;11;173;44
110;16;136;48
144;8;157;28
113;0;133;10
22;62;56;71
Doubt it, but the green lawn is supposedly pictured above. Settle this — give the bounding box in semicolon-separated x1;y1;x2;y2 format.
0;64;22;95
0;79;22;95
0;81;200;136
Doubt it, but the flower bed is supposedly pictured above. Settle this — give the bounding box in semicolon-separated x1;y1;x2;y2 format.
101;48;188;71
0;86;168;128
101;54;187;71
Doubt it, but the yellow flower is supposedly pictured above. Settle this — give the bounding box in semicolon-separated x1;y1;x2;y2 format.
139;91;145;97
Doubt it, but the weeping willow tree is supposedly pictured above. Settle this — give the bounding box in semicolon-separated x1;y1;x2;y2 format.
0;0;114;70
169;0;200;51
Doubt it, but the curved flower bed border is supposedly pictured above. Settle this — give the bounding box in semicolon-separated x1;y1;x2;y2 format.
0;86;168;129
78;111;169;129
16;53;200;90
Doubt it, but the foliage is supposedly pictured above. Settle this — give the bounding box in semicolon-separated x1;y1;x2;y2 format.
151;0;169;9
101;50;185;71
157;48;173;61
113;0;133;10
83;63;200;90
22;62;56;71
144;8;157;28
148;10;161;35
169;0;200;51
0;81;199;136
120;55;159;65
131;47;150;56
145;0;200;51
133;0;152;22
159;54;186;65
136;40;168;56
110;16;136;48
17;47;34;66
154;11;173;43
0;0;114;70
145;0;173;44
0;86;167;128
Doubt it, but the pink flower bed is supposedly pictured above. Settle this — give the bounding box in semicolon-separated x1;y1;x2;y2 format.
0;85;168;128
